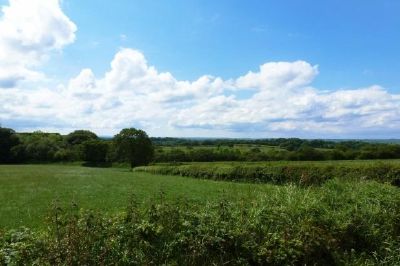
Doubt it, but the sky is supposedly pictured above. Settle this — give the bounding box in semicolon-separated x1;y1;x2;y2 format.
0;0;399;138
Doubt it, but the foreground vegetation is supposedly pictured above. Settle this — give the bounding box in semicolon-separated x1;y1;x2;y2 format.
1;177;399;265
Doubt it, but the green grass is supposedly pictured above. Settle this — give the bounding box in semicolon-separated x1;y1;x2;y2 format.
0;164;287;229
1;164;399;264
1;161;400;229
1;169;399;265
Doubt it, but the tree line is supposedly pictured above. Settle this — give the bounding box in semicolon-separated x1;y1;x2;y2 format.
155;143;400;162
1;126;400;165
0;127;154;167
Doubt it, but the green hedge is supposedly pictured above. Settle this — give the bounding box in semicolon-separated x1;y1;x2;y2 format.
1;180;399;265
136;162;400;186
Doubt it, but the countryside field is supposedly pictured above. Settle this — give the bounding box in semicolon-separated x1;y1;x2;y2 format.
0;164;282;229
2;160;399;229
1;162;400;264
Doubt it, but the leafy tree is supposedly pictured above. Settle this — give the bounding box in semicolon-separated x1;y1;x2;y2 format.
114;128;154;168
66;130;98;146
0;127;20;163
21;132;64;162
82;140;109;164
64;130;99;161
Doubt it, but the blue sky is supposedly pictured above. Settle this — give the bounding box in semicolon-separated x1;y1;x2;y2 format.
0;0;399;138
59;0;400;90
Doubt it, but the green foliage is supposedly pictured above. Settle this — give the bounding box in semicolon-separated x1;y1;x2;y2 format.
65;130;98;146
136;161;400;186
1;180;399;265
114;128;154;167
19;131;65;162
0;127;20;163
82;140;109;164
2;126;400;165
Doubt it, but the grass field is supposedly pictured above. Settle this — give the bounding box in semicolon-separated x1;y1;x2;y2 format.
0;164;285;229
1;161;400;229
1;163;400;264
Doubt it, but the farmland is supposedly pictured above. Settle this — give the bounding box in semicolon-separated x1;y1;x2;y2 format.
0;164;270;229
1;162;400;264
1;130;400;264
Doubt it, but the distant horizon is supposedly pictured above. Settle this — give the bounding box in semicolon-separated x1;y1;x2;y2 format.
0;0;399;138
8;128;400;142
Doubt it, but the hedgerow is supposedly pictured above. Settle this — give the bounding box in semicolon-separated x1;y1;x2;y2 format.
135;162;400;186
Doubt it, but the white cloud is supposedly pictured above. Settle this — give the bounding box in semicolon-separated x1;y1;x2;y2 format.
0;0;76;88
0;46;400;137
236;61;318;91
2;47;399;138
4;49;400;137
0;1;399;137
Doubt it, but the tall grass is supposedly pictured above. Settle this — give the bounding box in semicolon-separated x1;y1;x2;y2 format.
1;180;399;265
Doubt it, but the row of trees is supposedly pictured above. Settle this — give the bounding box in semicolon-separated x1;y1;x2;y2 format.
155;144;400;162
2;126;400;164
0;127;154;167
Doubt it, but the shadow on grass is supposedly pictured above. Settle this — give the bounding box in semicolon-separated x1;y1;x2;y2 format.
82;162;112;168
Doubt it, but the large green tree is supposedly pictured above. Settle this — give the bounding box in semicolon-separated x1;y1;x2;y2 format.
66;130;98;146
82;140;109;164
0;127;20;163
114;128;154;168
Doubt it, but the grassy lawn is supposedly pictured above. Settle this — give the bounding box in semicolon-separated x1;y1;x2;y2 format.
0;164;282;229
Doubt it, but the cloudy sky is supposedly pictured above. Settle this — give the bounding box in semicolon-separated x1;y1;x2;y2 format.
0;0;399;138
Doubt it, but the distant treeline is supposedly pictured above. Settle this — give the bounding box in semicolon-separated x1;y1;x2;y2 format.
151;137;400;147
1;126;400;164
154;138;400;162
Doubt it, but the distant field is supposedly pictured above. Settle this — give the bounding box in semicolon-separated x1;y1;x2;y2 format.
157;144;286;152
0;164;283;229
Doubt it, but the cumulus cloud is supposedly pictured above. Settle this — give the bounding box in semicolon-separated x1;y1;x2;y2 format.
2;46;400;138
236;61;318;91
0;0;76;87
0;0;399;137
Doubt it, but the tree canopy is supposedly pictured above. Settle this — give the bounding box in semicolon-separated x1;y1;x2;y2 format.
114;128;154;168
0;127;20;163
66;130;98;146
